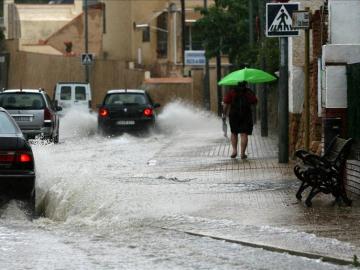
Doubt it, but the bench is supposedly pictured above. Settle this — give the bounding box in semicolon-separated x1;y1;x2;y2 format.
294;136;353;207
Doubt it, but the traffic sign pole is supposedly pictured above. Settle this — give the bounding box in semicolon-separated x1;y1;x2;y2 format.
266;2;299;163
278;37;289;163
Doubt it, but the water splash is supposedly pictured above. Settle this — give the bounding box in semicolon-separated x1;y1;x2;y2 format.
59;108;97;140
32;101;221;225
157;100;220;133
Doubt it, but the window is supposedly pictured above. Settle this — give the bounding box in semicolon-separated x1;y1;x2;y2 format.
60;86;71;100
105;93;147;105
185;24;203;51
142;26;150;42
75;86;86;101
0;93;45;110
0;112;17;134
157;13;168;58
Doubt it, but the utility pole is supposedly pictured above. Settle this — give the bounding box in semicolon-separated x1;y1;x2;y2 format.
259;0;268;137
278;37;289;163
203;0;211;110
180;0;186;73
84;0;90;83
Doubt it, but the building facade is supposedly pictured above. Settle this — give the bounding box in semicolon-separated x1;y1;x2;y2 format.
4;0;208;78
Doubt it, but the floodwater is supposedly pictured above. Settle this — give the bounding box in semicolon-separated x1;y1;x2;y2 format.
0;101;354;269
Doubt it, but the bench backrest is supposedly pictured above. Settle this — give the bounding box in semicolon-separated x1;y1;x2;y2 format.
323;136;353;170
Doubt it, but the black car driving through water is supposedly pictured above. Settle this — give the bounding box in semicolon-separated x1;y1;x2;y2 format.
98;89;160;135
0;107;35;212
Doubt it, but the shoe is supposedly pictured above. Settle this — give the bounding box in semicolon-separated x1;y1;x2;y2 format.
230;153;237;159
241;154;247;160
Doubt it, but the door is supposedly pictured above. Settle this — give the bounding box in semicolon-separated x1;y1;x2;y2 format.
58;85;89;110
58;85;72;110
74;85;89;109
347;62;360;159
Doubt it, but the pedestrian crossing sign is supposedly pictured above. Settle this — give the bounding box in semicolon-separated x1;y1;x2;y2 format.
266;3;299;37
81;53;94;65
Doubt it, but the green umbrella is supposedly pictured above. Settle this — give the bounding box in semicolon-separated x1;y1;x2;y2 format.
218;68;277;86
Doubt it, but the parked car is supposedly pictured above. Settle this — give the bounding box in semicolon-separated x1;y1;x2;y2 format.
0;107;36;212
97;89;160;135
53;82;92;114
0;89;61;143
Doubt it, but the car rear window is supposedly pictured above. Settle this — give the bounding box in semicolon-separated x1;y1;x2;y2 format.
0;112;18;134
60;86;72;100
75;86;86;100
104;93;147;105
0;93;45;110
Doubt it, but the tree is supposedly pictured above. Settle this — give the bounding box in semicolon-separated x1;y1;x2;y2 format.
194;0;257;68
194;0;279;71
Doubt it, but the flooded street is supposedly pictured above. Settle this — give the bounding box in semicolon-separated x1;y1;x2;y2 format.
0;102;355;269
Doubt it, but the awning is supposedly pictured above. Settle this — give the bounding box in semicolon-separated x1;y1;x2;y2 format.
134;10;166;28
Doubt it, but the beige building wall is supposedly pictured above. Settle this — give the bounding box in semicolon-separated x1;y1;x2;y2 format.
46;8;103;56
289;0;324;114
4;2;82;49
102;0;132;60
102;0;211;65
5;40;200;110
130;0;168;65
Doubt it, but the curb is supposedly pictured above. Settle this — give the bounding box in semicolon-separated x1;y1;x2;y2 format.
161;228;355;267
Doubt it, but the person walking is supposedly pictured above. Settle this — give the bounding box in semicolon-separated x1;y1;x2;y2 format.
222;82;258;159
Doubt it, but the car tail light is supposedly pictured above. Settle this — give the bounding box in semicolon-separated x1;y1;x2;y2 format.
99;107;109;117
143;108;153;117
44;107;52;121
18;153;32;163
0;152;15;163
0;152;33;164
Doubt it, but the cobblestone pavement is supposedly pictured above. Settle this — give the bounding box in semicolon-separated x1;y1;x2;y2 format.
144;126;360;262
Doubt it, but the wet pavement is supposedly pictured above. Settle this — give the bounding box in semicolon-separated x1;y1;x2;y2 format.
143;125;360;264
2;105;359;269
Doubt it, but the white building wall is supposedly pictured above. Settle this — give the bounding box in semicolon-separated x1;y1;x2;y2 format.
325;65;347;108
329;0;360;44
322;0;360;110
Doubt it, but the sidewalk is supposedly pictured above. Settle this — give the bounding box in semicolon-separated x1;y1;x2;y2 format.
146;125;360;264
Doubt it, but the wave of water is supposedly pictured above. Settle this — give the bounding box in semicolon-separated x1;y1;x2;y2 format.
30;101;221;227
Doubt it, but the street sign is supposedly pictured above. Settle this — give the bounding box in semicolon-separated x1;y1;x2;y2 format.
81;53;94;65
292;10;311;29
185;50;206;66
266;3;300;37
